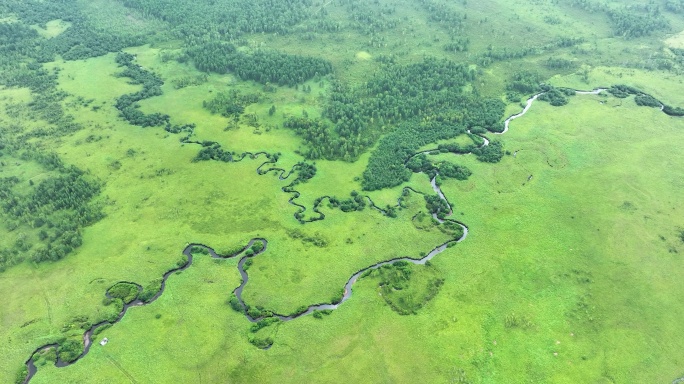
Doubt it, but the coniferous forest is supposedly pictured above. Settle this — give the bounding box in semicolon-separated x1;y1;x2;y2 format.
2;0;684;383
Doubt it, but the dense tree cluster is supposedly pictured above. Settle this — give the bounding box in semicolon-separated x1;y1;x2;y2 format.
345;1;397;35
438;161;473;180
0;159;103;270
607;5;669;39
328;191;368;213
362;120;466;190
107;282;140;304
669;48;684;70
57;339;84;364
424;195;450;218
569;1;670;38
666;0;684;14
186;42;332;86
607;84;684;115
120;0;312;42
544;57;577;70
290;162;317;185
356;58;475;124
45;24;143;62
24;170;99;213
361;93;504;191
203;90;261;118
663;105;684;116
538;85;576;106
607;84;642;98
444;38;470;53
114;52;170;127
437;140;478;155
634;94;662;108
185;42;237;72
505;71;543;102
472;140;504;163
282;116;336;159
5;0;145;62
193;142;242;163
406;154;436;176
164;123;195;135
406;154;471;182
291;57;478;164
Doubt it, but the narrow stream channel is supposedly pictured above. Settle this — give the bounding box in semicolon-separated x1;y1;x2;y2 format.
22;87;610;383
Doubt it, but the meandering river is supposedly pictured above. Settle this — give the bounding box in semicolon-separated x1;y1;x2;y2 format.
22;87;609;383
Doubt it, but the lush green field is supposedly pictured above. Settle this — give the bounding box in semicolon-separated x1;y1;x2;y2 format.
23;93;684;384
2;0;684;383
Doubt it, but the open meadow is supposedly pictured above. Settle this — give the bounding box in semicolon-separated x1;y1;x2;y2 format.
1;0;684;383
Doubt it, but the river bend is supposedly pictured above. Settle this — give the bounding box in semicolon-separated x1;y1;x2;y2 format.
23;87;612;383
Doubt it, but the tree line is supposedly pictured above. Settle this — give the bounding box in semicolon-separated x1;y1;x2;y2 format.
569;0;670;39
120;0;313;43
280;57;477;163
345;0;398;35
666;0;684;14
0;151;103;271
186;41;333;86
277;57;505;190
406;154;472;182
114;52;170;127
4;0;146;62
361;95;505;191
608;84;684;116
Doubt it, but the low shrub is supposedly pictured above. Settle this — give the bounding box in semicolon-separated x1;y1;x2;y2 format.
57;339;83;363
227;294;243;312
106;282;139;304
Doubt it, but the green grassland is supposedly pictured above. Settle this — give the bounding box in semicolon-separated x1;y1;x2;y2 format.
550;66;684;105
32;81;684;384
434;94;684;383
0;41;458;381
1;0;684;383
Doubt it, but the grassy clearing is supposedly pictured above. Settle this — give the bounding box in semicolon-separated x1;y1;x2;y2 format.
45;54;139;103
125;45;324;156
76;0;168;38
665;27;684;48
30;19;71;39
550;66;684;106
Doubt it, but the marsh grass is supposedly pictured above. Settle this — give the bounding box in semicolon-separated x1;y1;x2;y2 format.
3;1;684;382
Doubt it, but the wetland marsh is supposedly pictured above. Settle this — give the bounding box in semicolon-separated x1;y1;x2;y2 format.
2;0;684;383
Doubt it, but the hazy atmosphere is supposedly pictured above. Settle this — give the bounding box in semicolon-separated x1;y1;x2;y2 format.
1;0;684;383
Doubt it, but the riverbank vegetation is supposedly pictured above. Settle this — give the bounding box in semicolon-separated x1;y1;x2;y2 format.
367;261;445;316
2;0;684;383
